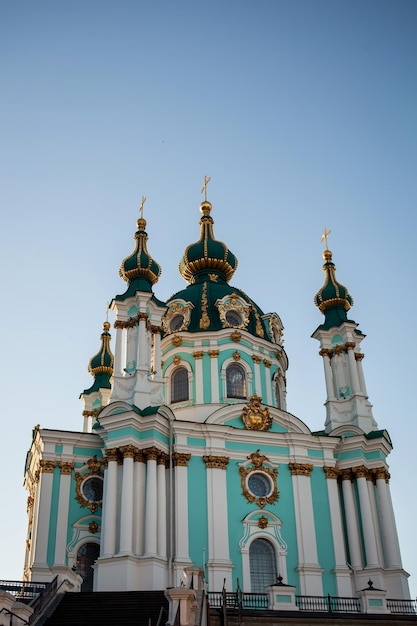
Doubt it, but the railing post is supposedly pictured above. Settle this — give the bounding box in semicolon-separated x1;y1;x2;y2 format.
328;594;332;613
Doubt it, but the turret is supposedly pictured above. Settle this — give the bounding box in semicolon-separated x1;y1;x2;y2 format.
80;321;114;432
312;229;377;434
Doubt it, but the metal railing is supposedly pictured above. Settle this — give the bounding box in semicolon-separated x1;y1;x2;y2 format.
387;598;417;614
295;594;360;613
208;590;417;615
0;581;48;602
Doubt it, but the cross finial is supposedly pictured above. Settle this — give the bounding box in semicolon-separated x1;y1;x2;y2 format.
200;176;211;202
320;227;331;250
139;196;147;219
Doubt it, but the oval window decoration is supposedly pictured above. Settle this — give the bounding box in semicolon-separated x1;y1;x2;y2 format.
170;313;185;331
82;476;103;503
247;471;272;498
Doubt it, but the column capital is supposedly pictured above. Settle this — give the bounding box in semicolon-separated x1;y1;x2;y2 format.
158;451;169;466
373;466;390;483
208;350;219;358
355;352;365;361
59;461;74;475
39;459;56;473
252;354;262;364
173;452;192;467
143;446;161;461
119;444;138;459
134;449;145;463
289;462;313;477
352;465;371;480
340;468;353;482
323;465;340;479
203;455;230;470
105;447;120;463
345;342;356;351
263;359;272;368
193;351;204;359
319;348;333;358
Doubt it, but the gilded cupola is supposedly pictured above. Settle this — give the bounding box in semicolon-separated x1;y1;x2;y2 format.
119;199;161;293
179;200;238;284
314;243;354;329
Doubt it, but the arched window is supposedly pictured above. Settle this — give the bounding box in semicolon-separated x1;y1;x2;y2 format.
226;363;246;399
275;380;281;409
171;367;189;403
76;542;100;592
249;538;277;593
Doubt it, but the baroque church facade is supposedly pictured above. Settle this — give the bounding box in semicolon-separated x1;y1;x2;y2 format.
22;189;410;600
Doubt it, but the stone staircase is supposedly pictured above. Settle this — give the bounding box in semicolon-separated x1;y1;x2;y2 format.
41;590;168;626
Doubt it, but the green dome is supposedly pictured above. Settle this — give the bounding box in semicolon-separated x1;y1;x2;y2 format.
166;277;267;338
314;249;354;328
119;217;161;292
83;322;114;394
179;201;238;284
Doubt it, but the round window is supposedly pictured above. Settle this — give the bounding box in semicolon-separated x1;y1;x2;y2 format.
247;472;272;497
226;310;242;326
82;477;103;502
170;313;185;331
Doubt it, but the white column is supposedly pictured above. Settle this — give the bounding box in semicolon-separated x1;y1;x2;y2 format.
101;450;119;557
126;327;137;372
119;446;135;555
53;462;74;565
194;352;204;404
374;468;402;568
204;455;233;591
340;469;363;570
323;468;352;596
346;344;361;395
144;447;158;556
353;466;379;568
356;354;368;396
153;330;162;382
32;461;56;567
209;350;219;403
264;361;272;406
174;454;191;566
137;315;148;370
252;356;262;396
157;454;167;558
114;326;124;374
133;451;146;556
320;349;336;400
290;463;323;595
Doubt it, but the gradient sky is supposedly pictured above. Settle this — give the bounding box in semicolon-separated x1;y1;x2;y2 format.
1;0;416;596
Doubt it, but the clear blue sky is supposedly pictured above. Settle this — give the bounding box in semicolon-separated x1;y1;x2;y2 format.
1;0;416;596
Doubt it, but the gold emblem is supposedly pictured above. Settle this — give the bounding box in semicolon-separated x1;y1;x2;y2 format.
241;395;272;431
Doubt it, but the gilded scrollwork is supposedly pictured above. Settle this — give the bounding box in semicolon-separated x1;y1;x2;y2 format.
59;461;75;475
241;395;272;431
238;450;279;508
200;282;210;329
74;455;104;513
231;331;242;342
39;460;57;473
323;466;340;480
163;300;193;334
258;515;268;529
216;293;250;330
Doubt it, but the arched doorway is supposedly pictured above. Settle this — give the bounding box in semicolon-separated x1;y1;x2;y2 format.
249;538;277;593
76;542;100;592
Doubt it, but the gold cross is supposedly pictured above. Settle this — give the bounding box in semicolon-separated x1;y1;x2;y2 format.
320;227;331;250
139;196;147;219
200;176;211;202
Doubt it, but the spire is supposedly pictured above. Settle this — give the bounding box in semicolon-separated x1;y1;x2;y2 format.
314;229;354;329
179;177;238;284
119;197;162;293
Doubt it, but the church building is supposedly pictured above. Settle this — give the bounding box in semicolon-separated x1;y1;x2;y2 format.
22;185;410;602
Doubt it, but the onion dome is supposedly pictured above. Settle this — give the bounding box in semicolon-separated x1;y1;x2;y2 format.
119;214;161;293
82;322;114;393
179;201;238;284
314;249;354;328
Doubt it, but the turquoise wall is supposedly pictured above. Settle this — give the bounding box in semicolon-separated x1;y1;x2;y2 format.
310;469;337;595
188;455;208;573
